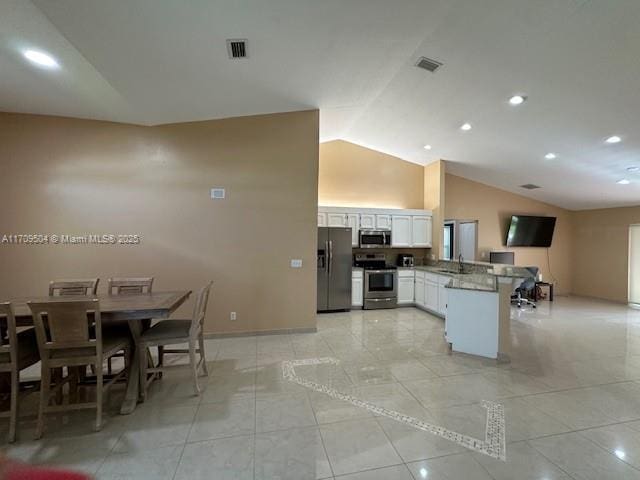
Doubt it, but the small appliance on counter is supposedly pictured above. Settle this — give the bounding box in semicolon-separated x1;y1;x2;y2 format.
354;253;397;310
397;254;414;267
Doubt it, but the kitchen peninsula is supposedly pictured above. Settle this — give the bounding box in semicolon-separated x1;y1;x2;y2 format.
412;261;533;360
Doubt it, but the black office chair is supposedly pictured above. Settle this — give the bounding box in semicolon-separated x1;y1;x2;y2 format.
511;266;538;308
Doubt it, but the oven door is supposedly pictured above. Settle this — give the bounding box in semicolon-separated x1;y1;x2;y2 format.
359;230;391;248
364;270;397;299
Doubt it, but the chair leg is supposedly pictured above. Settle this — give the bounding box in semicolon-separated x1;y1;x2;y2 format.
36;364;51;440
107;357;113;376
189;339;201;395
95;363;103;432
52;367;63;405
139;343;148;402
8;369;18;443
157;345;164;379
198;334;208;377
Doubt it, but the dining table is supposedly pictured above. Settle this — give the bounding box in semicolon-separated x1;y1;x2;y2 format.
7;290;191;414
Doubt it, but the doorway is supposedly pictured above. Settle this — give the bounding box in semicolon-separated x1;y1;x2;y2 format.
629;224;640;305
443;220;478;261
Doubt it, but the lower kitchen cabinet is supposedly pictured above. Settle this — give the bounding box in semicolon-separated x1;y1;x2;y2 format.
414;274;425;307
437;278;448;316
397;270;415;305
425;279;439;312
352;269;363;307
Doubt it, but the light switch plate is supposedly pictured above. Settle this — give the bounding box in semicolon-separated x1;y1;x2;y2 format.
290;259;303;268
211;188;225;199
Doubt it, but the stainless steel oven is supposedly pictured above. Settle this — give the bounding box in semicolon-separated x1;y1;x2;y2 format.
364;269;397;309
359;230;391;249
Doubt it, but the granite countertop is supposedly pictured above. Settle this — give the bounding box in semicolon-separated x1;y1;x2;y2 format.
445;276;498;292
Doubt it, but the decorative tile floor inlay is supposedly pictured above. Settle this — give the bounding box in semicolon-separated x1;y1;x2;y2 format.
283;357;506;461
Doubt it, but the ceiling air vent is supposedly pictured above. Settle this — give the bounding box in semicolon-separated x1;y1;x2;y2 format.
520;184;541;190
415;56;443;73
226;39;248;59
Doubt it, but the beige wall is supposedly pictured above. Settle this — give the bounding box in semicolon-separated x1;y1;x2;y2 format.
445;174;573;295
318;140;424;209
424;161;446;260
0;110;319;335
571;206;640;303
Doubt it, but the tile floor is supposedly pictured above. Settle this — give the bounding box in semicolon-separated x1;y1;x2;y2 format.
5;297;640;478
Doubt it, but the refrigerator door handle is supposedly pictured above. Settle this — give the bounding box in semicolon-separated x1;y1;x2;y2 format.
328;240;333;276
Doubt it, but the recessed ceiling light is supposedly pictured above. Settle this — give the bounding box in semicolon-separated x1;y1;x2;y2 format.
615;449;626;459
509;95;526;105
617;179;630;185
460;123;472;131
627;166;639;172
423;144;432;150
544;153;557;160
23;49;59;69
606;135;622;144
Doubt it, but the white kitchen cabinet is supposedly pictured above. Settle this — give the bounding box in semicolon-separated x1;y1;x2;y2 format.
398;277;415;305
414;274;425;307
376;215;392;230
391;215;412;247
411;216;432;247
425;279;439;312
346;213;359;247
327;213;347;227
317;213;327;227
438;284;448;316
360;214;376;230
352;270;363;307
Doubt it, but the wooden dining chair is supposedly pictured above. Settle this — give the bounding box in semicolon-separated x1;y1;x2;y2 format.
139;282;212;399
105;277;154;374
49;279;99;297
107;277;154;296
0;303;40;443
27;299;131;438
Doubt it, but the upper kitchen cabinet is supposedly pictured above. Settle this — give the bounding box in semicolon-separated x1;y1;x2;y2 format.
327;213;348;227
360;214;376;230
411;216;432;247
346;213;359;246
391;215;412;247
376;215;392;230
318;207;432;248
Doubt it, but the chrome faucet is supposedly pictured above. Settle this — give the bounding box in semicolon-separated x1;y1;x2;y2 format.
458;253;464;273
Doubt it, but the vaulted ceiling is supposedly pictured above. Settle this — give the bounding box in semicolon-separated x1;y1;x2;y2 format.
2;0;640;210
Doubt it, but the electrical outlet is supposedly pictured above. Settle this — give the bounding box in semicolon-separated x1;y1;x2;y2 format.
290;259;303;268
230;311;237;321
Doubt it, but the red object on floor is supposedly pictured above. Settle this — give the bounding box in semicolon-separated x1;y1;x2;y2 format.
2;462;92;480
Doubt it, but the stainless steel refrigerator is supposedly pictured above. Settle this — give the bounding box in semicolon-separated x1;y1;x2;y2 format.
317;227;352;312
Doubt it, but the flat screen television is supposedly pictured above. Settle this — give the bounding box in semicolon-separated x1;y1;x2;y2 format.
505;215;556;247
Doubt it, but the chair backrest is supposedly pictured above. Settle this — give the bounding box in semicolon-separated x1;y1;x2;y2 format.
27;299;101;359
49;279;99;297
519;267;539;290
107;277;153;295
0;302;18;366
189;282;212;337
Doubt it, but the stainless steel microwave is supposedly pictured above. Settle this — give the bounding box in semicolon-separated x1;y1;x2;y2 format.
359;230;391;249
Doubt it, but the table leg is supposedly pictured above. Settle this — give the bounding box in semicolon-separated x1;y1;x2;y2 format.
120;320;143;415
549;284;554;301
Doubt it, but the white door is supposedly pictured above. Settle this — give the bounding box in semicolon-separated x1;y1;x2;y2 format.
425;280;439;312
415;277;425;307
391;215;412;247
459;222;478;261
317;213;327;227
360;214;375;230
411;216;432;247
630;225;640;304
347;214;359;247
398;277;415;304
327;213;347;227
376;215;392;230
